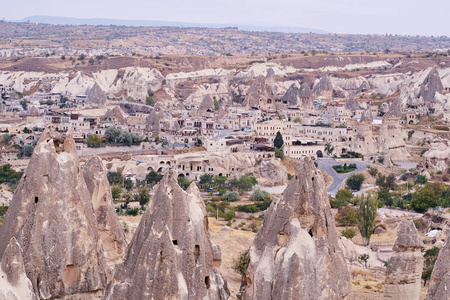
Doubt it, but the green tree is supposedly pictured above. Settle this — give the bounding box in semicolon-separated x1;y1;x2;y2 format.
135;188;150;208
273;131;284;149
107;171;123;185
105;126;122;143
249;189;271;202
357;195;377;245
124;178;133;191
293;117;301;123
422;247;440;286
222;191;240;202
213;175;227;188
234;173;257;192
214;99;220;110
199;174;213;188
341;227;356;239
325;143;334;155
2;134;12;144
232;251;250;277
145;96;154;106
146;170;163;185
411;183;442;213
178;176;192;190
416;175;428;185
377;188;393;207
331;189;354;208
86;134;102;147
22;145;34;157
274;148;285;160
337;206;358;226
346;173;365;191
111;186;122;201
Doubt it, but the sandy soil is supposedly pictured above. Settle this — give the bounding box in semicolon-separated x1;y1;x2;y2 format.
208;217;255;299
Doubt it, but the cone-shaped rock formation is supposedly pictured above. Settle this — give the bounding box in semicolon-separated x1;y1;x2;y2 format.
383;219;423;300
104;169;229;300
82;155;127;272
0;127;107;299
239;157;351;300
426;231;450;300
0;237;36;300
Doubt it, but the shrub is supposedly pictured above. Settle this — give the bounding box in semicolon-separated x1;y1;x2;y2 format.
177;177;192;190
331;189;353;208
249;189;270;202
146;171;163;185
336;206;358;226
415;175;428;185
86;134;102;147
346;174;365;191
232;251;250;276
341;227;356;239
274;148;285;160
368;167;378;177
221;191;240;202
125;208;139;216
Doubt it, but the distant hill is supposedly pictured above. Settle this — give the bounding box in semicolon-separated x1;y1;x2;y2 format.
18;15;328;34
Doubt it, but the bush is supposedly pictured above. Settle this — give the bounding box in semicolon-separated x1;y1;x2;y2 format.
341;227;356;239
146;171;163;185
223;210;236;221
178;177;192;190
222;191;240;202
274;148;285;160
249;189;270;202
107;171;123;185
332;163;357;174
415;175;428;185
232;251;250;276
236;200;272;213
125;208;139;216
346;174;365;191
368;167;378;177
86;134;102;147
331;189;353;208
336;206;358;226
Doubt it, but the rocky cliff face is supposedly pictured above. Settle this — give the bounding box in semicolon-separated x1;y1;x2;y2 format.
239;157;351;300
82;155;127;274
0;127;107;299
244;75;277;109
0;237;36;300
426;231;450;300
383;220;423;300
104;169;229;300
417;142;450;173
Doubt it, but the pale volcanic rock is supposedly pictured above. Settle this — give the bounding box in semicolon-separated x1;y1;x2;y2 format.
313;73;333;97
420;67;444;103
0;237;36;300
383;220;423;300
244;75;277;108
200;94;215;111
28;106;40;117
82;155;127;273
145;105;165;137
281;82;313;108
104;170;229;300
0;127;107;299
86;82;107;106
239;157;351;300
426;231;450;300
345;96;362;111
417;142;450;173
338;236;359;262
103;106;127;125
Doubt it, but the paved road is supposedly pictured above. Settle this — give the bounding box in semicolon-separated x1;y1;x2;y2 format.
317;158;371;196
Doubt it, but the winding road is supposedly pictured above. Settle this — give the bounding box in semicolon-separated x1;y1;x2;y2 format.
316;158;371;196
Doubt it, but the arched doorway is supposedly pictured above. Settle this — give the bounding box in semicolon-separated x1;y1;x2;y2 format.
316;150;323;158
